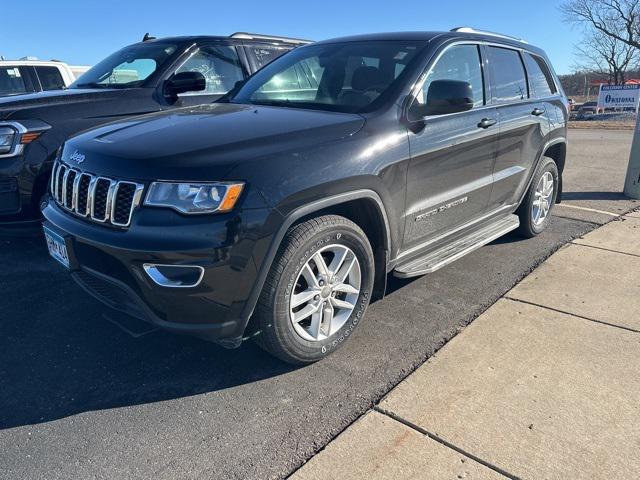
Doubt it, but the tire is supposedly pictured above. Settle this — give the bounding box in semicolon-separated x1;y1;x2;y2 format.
253;215;375;365
516;156;559;238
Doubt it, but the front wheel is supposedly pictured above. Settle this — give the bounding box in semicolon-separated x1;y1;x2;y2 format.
253;215;375;365
516;157;559;238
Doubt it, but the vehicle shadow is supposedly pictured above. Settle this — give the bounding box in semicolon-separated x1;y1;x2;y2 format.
0;233;298;430
562;191;630;201
0;223;538;430
384;230;526;296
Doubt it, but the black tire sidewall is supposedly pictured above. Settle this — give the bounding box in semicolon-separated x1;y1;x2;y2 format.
271;223;374;363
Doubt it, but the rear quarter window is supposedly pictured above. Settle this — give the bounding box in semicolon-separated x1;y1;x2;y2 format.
487;46;528;103
245;45;291;70
35;66;66;90
523;52;557;97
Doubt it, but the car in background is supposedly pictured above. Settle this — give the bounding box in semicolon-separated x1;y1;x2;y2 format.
0;33;310;221
0;59;90;97
578;101;599;116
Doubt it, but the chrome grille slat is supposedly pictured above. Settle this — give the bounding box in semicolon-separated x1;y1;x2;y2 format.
111;182;145;227
61;169;71;207
64;170;77;210
71;171;82;211
50;163;58;198
77;174;92;216
51;160;144;229
91;177;112;222
55;165;66;203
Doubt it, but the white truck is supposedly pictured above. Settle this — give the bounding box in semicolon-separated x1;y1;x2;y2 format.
0;58;90;97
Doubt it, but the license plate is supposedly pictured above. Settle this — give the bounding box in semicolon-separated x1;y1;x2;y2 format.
44;227;70;269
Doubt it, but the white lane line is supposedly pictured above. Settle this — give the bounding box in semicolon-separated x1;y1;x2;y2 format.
556;203;621;217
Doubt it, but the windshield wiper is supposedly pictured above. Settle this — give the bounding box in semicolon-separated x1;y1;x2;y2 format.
74;82;111;89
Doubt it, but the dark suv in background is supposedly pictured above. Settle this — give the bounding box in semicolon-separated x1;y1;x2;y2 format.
43;28;568;364
0;33;309;221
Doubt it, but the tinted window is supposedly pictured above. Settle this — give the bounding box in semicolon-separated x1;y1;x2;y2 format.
523;53;556;97
35;66;65;90
176;45;245;95
233;41;423;113
72;42;178;88
0;67;27;96
418;44;484;108
487;46;528;103
246;45;290;70
255;57;322;99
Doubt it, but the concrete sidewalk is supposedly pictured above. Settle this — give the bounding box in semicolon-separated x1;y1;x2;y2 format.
292;213;640;480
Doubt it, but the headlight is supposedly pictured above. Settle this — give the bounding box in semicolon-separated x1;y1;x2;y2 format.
0;120;50;158
144;182;244;214
0;126;16;155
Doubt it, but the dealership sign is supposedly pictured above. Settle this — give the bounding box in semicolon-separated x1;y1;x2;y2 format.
597;84;640;110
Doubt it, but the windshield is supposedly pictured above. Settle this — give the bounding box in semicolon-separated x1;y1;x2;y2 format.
231;41;424;113
71;42;179;89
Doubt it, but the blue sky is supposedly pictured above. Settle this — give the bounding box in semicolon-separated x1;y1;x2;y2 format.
2;0;581;74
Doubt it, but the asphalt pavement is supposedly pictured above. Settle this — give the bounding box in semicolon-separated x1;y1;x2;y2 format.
0;129;636;480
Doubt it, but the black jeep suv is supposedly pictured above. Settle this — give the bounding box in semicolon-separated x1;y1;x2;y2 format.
43;28;568;364
0;33;308;221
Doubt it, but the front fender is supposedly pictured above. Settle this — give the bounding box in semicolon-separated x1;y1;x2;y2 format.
238;189;392;326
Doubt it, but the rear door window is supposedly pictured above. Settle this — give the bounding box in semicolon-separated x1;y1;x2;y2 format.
175;45;245;95
523;52;557;98
0;67;28;96
487;46;528;103
35;66;66;91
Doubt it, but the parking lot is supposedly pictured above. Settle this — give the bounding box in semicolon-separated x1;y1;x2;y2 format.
0;129;637;480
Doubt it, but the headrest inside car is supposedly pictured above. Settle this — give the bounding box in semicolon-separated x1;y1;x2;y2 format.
351;66;383;92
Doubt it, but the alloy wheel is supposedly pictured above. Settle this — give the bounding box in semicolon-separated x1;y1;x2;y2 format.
289;244;361;342
532;171;554;226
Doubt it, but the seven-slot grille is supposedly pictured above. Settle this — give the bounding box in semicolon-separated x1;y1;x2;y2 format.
51;161;144;227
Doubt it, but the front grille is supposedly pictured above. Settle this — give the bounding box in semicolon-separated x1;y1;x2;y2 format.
51;161;144;228
77;174;91;214
92;178;111;221
64;170;77;209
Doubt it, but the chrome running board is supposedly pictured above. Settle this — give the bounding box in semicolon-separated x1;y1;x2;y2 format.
393;214;520;278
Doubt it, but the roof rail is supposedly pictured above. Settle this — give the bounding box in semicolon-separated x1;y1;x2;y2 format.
229;32;312;45
450;27;528;44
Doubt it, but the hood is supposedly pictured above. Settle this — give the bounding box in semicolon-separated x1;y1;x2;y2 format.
62;103;365;180
0;88;141;116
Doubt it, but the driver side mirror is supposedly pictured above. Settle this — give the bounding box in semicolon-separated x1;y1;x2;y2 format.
164;71;206;101
410;80;475;118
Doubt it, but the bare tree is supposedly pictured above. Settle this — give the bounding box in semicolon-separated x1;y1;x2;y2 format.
561;0;640;49
573;29;639;83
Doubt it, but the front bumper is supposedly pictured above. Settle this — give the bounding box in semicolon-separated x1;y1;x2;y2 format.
42;199;274;347
0;155;30;217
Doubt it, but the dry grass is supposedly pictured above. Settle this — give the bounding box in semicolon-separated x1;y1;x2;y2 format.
568;120;635;130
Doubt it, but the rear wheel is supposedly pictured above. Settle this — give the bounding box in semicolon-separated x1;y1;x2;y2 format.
516;156;559;238
253;215;374;365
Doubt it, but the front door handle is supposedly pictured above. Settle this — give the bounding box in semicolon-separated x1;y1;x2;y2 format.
532;107;546;116
478;118;497;129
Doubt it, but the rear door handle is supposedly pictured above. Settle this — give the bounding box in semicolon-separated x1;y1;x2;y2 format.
532;107;546;116
478;118;497;129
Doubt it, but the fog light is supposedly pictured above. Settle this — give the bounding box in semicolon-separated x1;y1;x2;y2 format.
143;264;204;288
